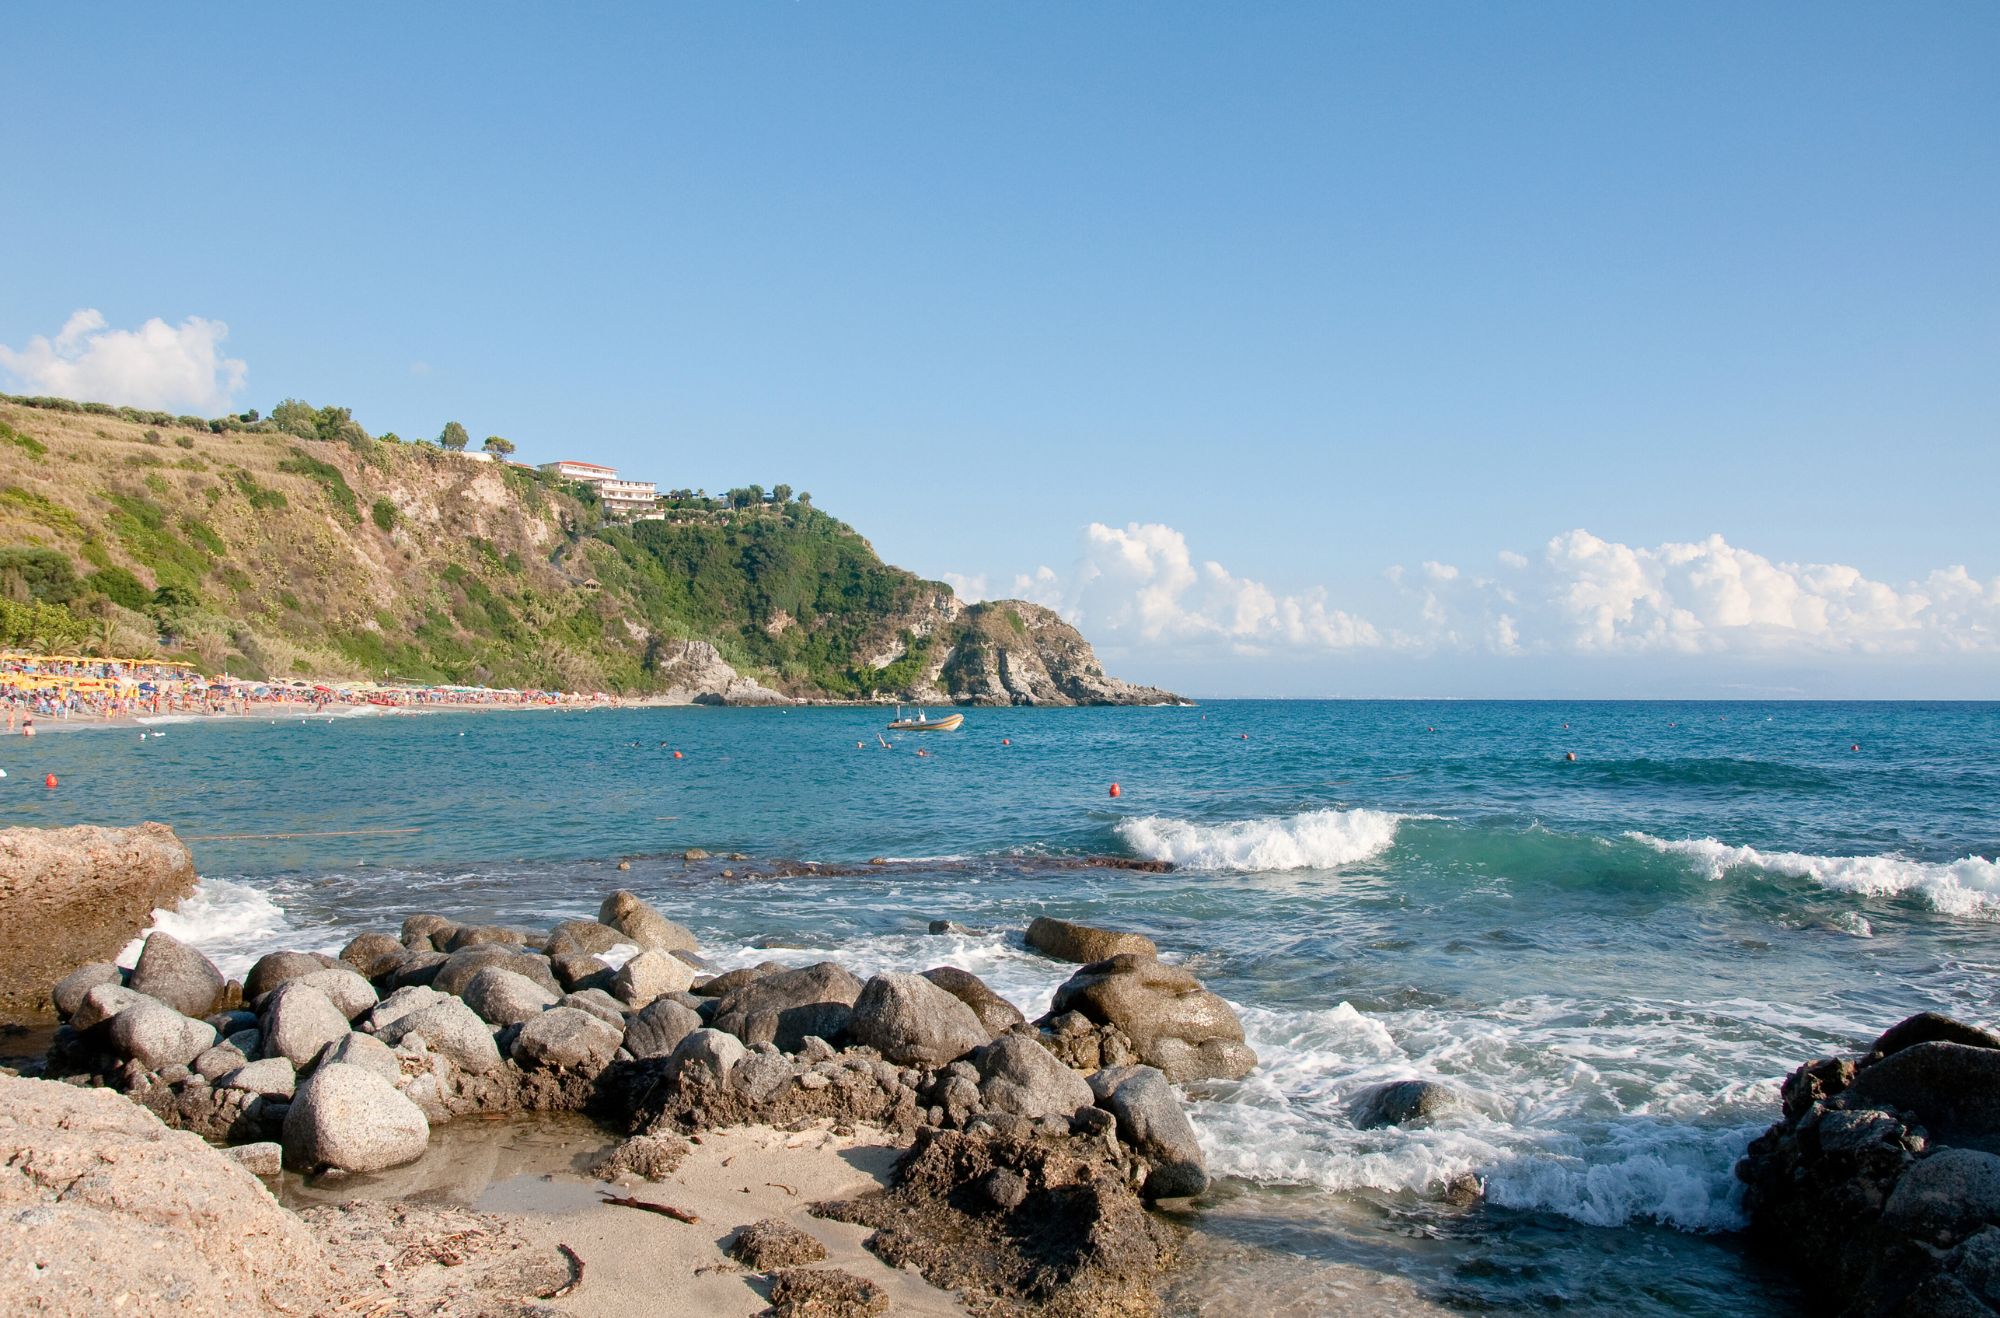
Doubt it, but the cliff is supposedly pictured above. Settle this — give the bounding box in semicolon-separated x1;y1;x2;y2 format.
0;396;1180;705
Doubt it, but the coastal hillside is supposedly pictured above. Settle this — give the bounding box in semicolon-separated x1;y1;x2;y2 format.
0;395;1175;704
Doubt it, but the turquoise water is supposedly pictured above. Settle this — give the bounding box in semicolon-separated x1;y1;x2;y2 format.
10;700;2000;1314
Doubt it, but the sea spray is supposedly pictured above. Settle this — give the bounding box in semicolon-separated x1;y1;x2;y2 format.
1117;808;1408;871
1631;833;2000;917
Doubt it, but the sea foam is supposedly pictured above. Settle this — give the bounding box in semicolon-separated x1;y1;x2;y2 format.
117;878;325;979
1632;834;2000;918
1117;807;1406;871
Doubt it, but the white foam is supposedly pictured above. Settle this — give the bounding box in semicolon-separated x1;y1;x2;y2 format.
1632;833;2000;918
117;878;326;979
1117;808;1406;872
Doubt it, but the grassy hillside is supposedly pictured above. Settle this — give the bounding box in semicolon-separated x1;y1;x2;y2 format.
0;395;959;696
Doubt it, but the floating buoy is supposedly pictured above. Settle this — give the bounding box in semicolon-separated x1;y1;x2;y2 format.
1108;782;1121;798
1564;752;1576;763
1002;738;1011;746
0;768;7;778
1426;726;1434;733
672;750;683;759
1851;744;1860;752
857;741;864;749
43;773;58;788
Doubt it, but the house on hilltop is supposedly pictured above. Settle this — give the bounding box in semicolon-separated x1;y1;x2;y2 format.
538;460;658;518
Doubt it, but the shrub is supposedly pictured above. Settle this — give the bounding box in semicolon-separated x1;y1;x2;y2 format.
439;421;469;452
277;449;360;522
371;497;398;531
85;565;150;611
175;434;196;448
231;470;288;511
0;419;46;457
0;548;80;603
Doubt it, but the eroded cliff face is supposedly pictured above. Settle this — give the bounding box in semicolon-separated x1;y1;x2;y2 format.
905;601;1184;707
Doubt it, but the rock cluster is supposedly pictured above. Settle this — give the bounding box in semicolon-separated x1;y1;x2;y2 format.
1739;1011;2000;1315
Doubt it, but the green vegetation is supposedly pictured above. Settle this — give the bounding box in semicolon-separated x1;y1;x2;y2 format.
371;497;398;531
278;449;361;522
440;421;469;452
0;419;46;458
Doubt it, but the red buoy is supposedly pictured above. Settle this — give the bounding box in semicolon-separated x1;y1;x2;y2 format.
1851;744;1860;752
43;773;58;788
1565;752;1576;762
1002;738;1011;746
672;750;683;759
1108;782;1121;798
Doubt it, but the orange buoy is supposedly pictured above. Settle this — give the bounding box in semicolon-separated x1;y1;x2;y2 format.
1108;782;1121;798
1851;744;1860;752
1002;738;1011;746
1239;733;1249;740
672;750;683;759
1564;752;1576;762
857;741;865;749
43;773;58;788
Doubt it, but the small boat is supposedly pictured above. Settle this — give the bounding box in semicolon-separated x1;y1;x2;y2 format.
888;706;964;733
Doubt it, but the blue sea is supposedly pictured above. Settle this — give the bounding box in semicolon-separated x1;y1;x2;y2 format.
10;700;2000;1314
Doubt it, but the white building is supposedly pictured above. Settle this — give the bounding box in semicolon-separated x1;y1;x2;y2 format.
540;459;618;483
538;460;658;517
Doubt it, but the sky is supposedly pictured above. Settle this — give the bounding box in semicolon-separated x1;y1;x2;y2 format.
2;4;1996;697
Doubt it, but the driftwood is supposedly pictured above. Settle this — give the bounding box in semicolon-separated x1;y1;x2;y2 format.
600;1193;699;1224
538;1243;585;1300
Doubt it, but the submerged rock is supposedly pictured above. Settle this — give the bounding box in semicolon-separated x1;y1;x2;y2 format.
1354;1079;1458;1129
1025;916;1157;965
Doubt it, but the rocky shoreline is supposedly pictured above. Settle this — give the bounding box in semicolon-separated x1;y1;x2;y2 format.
19;889;1261;1315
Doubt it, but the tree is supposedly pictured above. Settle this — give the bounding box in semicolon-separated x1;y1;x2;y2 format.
439;421;470;451
772;483;793;504
270;398;318;440
797;491;812;508
483;436;516;456
312;404;368;446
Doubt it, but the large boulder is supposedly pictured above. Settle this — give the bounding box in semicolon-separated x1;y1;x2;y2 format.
0;1073;332;1311
1089;1064;1208;1198
511;1006;622;1075
544;918;626;957
245;950;333;1002
611;948;696;1008
1837;1042;2000;1147
283;1062;430;1173
217;1057;298;1099
623;997;704;1060
1047;953;1256;1083
0;822;197;1024
431;946;560;998
125;931;225;1018
1025;916;1157;965
444;923;529;953
292;967;378;1021
338;931;407;980
664;1027;748;1087
598;889;698;953
69;982;155;1032
400;912;458;950
560;988;629;1028
849;972;989;1066
258;983;354;1067
108;1002;216;1071
921;966;1026;1038
51;962;123;1019
372;997;503;1073
460;965;559;1026
359;984;448;1034
1878;1148;2000;1248
974;1034;1095;1121
710;961;864;1052
323;1031;402;1084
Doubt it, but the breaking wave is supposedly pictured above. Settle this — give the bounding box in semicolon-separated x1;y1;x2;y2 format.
1631;834;2000;918
1117;808;1408;872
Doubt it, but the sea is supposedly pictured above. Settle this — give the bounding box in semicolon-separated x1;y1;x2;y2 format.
9;699;1999;1315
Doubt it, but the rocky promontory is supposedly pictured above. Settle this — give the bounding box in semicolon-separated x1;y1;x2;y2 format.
35;892;1250;1314
1739;1011;2000;1315
0;823;196;1025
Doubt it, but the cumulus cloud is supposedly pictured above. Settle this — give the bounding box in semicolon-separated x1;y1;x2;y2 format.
0;309;247;413
961;522;2000;664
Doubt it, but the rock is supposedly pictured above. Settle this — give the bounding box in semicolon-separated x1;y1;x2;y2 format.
611;947;696;1008
929;919;975;935
294;967;379;1021
226;1140;283;1176
1047;953;1256;1082
728;1217;828;1269
974;1034;1095;1121
590;1132;692;1181
1868;1012;2000;1064
693;960;788;997
664;1027;747;1086
193;1041;250;1081
512;1006;622;1074
0;822;197;1025
244;950;332;1002
597;889;698;953
1838;1041;2000;1147
623;997;703;1059
461;965;559;1026
1089;1064;1208;1198
258;983;354;1067
850;972;989;1066
359;984;448;1034
444;923;529;952
70;982;156;1032
323;1031;402;1084
339;931;407;979
710;961;864;1052
109;1002;217;1070
1025;916;1157;964
218;1057;298;1098
560;987;629;1027
544;918;626;956
432;945;560;998
921;966;1026;1037
1354;1079;1458;1129
125;930;226;1018
550;951;615;993
373;997;503;1074
683;848;711;862
400;912;458;950
386;949;448;988
283;1061;430;1173
767;1267;888;1316
51;962;123;1020
1879;1148;2000;1248
0;1073;331;1310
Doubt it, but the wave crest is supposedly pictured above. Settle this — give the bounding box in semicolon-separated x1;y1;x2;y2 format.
1117;808;1406;872
1631;834;2000;918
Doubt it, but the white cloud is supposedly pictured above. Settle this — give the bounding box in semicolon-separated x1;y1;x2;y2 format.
0;308;247;413
940;571;990;603
1497;549;1529;570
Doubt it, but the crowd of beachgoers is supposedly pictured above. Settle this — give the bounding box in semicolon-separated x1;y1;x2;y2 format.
0;653;613;731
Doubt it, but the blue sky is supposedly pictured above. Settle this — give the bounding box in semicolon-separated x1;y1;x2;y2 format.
3;4;1996;696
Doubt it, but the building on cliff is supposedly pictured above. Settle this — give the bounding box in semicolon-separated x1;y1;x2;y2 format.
538;460;659;517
